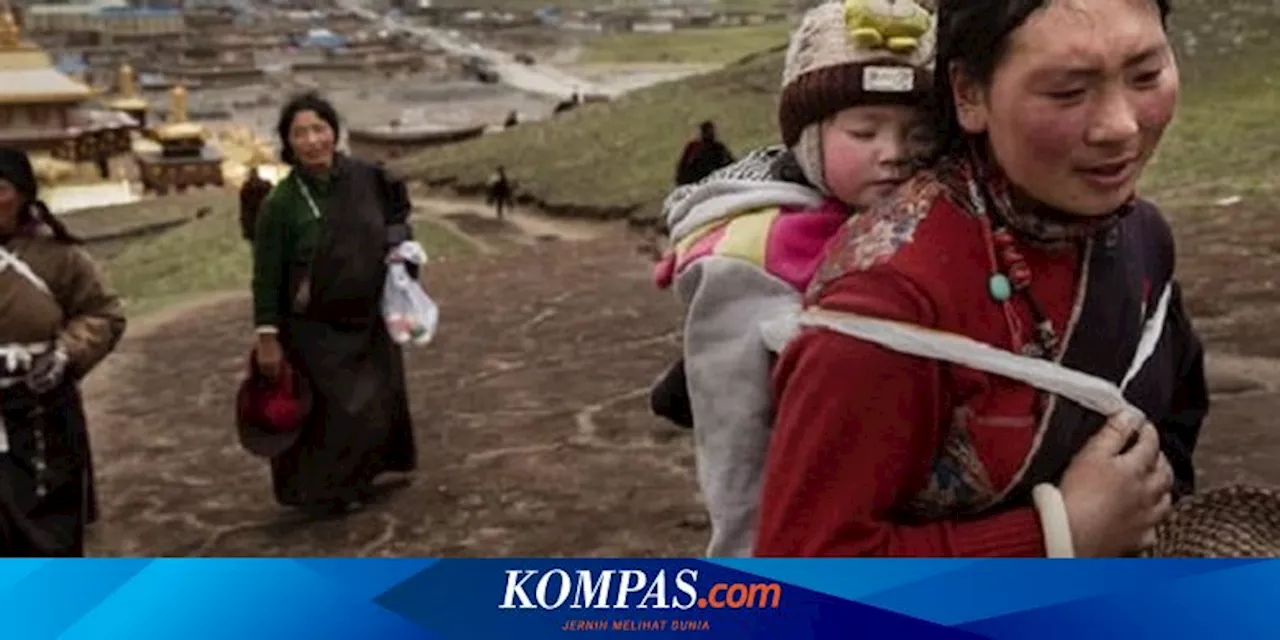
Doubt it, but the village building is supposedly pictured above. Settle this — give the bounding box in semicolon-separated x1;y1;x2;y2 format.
153;46;263;89
347;121;486;164
22;0;185;47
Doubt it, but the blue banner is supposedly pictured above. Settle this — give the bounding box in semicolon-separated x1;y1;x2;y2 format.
0;559;1274;638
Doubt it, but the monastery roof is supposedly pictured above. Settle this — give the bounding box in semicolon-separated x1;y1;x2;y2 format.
0;60;94;104
0;14;93;104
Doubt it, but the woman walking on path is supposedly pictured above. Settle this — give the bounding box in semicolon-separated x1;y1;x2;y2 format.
251;93;418;515
0;147;125;556
755;0;1208;557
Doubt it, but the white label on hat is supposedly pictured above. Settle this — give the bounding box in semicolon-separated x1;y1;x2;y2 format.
863;66;915;93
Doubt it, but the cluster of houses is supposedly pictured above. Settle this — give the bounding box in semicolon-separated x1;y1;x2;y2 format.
399;1;790;34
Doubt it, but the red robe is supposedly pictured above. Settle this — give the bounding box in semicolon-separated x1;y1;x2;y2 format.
754;170;1206;557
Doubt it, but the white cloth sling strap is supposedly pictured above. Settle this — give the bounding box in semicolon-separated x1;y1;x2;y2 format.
794;283;1173;419
0;243;55;385
0;245;57;454
0;245;51;296
788;284;1173;558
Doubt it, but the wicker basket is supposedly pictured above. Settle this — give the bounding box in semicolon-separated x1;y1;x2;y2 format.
1147;485;1280;557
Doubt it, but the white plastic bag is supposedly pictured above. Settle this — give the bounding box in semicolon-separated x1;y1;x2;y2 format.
381;241;438;347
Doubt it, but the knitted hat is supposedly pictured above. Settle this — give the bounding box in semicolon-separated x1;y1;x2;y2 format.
778;0;937;148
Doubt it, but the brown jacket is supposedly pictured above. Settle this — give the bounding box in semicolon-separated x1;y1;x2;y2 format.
0;233;126;378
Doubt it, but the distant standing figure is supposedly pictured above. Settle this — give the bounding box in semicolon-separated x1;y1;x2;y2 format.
504;110;519;129
239;166;272;244
486;166;514;219
675;121;734;186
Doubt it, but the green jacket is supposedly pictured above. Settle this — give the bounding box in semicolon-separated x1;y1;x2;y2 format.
252;160;414;329
251;169;332;329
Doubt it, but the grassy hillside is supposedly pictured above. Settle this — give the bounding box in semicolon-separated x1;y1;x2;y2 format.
397;46;785;220
398;0;1280;224
580;23;792;64
101;198;475;317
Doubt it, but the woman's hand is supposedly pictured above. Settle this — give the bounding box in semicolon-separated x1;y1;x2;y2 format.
385;248;429;290
255;333;283;380
25;345;69;394
1058;413;1173;557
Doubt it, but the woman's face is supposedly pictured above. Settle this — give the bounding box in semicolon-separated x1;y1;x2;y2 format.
287;109;336;170
953;0;1179;216
0;178;20;235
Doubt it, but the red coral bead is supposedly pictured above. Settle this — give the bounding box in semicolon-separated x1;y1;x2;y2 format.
1009;264;1033;289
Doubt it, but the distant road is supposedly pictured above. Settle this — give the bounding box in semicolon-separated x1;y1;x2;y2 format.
335;0;603;99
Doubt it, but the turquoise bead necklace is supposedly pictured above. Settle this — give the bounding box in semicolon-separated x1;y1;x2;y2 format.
970;179;1060;359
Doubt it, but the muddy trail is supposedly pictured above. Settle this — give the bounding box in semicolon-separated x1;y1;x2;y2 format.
81;195;1280;556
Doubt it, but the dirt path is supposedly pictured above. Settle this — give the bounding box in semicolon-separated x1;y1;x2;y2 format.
413;193;618;248
78;195;1280;556
82;214;703;557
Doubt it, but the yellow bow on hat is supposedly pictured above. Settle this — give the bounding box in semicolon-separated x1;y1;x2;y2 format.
844;0;931;54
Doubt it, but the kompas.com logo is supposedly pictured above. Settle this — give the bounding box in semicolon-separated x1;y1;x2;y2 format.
498;568;782;611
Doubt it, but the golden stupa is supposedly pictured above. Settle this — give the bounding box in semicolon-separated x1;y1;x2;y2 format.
0;10;17;50
107;63;149;116
153;82;205;142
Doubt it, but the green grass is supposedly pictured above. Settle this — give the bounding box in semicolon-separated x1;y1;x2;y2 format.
62;191;229;240
399;0;1280;224
104;203;476;318
1141;0;1280;204
579;23;792;65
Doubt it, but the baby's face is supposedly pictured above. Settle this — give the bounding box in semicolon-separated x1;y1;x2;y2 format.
821;105;934;209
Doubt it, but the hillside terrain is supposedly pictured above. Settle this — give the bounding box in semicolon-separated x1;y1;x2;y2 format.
399;0;1280;225
72;0;1280;558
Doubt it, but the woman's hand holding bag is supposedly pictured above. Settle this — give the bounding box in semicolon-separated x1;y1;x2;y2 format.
255;334;284;380
382;241;438;347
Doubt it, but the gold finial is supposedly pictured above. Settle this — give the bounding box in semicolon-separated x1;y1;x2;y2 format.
118;63;138;98
0;3;20;50
169;83;188;124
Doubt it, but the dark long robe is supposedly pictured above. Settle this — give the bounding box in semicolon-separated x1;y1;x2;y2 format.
268;157;417;507
0;383;91;556
0;231;125;556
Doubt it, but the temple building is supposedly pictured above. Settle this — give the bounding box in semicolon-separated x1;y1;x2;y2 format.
0;6;137;177
134;83;224;195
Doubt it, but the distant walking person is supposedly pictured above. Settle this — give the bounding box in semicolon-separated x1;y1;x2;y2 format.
0;147;125;556
674;121;734;186
486;165;514;219
250;93;418;516
239;166;272;244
